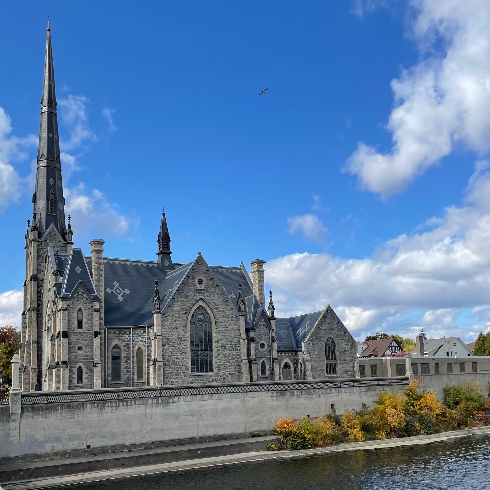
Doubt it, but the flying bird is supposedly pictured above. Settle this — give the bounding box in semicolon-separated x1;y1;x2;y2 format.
259;88;268;95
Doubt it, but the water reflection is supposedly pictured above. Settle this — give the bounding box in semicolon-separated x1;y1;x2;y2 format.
77;435;490;490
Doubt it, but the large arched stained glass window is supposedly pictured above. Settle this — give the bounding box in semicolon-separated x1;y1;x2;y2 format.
111;344;122;382
190;305;213;373
325;337;337;375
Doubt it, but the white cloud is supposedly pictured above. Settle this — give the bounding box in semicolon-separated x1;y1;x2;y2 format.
0;290;22;330
65;183;135;237
350;0;391;18
267;162;490;341
58;95;96;151
0;108;37;212
101;107;117;133
345;0;490;198
287;214;327;240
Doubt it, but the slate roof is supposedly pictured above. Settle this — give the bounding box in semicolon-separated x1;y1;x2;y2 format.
275;311;323;352
80;257;257;328
52;248;98;299
83;257;192;327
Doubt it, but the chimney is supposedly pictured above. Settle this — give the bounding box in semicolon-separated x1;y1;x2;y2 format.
415;330;426;357
250;259;265;306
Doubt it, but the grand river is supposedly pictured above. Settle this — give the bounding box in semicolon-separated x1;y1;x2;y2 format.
77;434;490;490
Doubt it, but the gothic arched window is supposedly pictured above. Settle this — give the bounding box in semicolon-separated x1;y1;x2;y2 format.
190;305;213;373
77;309;83;329
299;361;304;379
136;347;144;381
111;344;122;382
260;360;267;376
282;362;292;380
325;337;337;375
77;365;83;384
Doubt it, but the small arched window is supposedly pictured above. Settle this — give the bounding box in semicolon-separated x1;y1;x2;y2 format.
299;361;303;379
282;362;292;380
260;360;267;376
76;365;83;384
190;305;213;373
136;347;144;381
325;337;337;375
111;344;122;382
77;309;83;329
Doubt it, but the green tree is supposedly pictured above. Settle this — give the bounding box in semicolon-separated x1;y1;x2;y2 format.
474;332;490;356
0;326;21;386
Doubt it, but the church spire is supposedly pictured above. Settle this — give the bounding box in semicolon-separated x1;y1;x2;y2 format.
157;208;172;270
33;21;66;239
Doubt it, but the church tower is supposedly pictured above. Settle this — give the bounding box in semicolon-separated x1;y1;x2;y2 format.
33;20;67;239
21;22;70;391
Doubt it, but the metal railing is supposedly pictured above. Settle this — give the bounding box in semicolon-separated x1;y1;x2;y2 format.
20;377;409;406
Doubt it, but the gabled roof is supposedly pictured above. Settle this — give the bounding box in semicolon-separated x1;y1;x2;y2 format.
275;311;323;352
360;338;402;358
84;255;258;328
424;337;473;357
55;248;98;299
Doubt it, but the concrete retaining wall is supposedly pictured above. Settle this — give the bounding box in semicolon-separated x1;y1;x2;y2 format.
0;379;405;458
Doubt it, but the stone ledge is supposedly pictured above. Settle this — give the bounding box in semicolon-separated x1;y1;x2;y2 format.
2;427;490;490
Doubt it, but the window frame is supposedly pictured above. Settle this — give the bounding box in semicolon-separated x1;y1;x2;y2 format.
111;343;123;383
189;301;215;375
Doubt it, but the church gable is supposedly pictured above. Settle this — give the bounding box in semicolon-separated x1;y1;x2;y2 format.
161;253;243;385
303;305;356;379
60;249;98;299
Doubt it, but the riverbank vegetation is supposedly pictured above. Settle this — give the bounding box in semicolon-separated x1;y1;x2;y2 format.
268;381;490;451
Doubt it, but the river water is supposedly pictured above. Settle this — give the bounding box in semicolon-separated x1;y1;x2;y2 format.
77;434;490;490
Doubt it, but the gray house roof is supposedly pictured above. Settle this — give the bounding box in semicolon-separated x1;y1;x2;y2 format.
424;337;473;357
275;311;323;352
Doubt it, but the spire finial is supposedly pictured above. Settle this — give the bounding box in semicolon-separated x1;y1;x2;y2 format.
47;18;51;32
268;290;275;319
67;215;72;230
237;283;245;314
153;278;161;312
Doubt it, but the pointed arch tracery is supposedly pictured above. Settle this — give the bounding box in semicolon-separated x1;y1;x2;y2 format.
189;301;214;374
325;337;337;375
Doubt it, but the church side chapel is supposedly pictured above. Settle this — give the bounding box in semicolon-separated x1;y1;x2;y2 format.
19;24;357;392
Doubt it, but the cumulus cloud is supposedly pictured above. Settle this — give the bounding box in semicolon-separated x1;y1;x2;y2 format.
58;95;97;151
0;108;36;212
65;183;135;237
288;214;327;240
101;107;117;133
0;290;23;330
345;0;490;198
267;162;490;340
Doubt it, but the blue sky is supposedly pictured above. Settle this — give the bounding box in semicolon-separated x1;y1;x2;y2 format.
1;0;490;342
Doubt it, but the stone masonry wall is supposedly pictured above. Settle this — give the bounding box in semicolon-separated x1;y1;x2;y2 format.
305;307;357;379
67;285;95;389
162;255;243;385
106;327;151;388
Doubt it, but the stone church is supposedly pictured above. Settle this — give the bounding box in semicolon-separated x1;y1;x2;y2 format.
19;24;356;392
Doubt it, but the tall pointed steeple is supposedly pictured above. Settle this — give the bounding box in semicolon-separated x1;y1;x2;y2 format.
33;20;66;239
157;209;172;270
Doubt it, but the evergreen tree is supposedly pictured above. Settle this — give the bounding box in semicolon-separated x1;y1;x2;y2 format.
473;332;489;356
